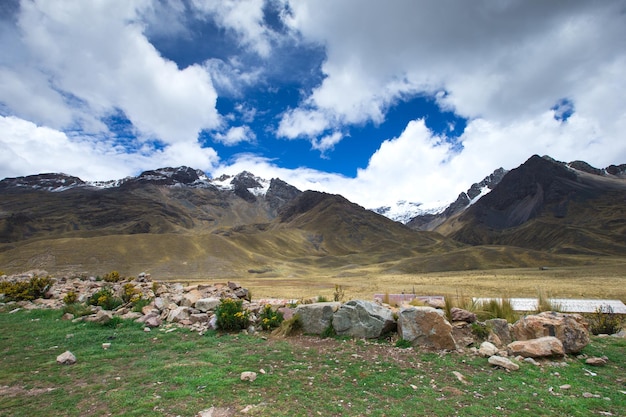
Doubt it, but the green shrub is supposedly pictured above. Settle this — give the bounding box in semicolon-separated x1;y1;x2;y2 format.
259;304;284;330
63;291;78;305
121;283;140;304
470;322;491;341
0;275;54;302
587;305;624;335
88;287;123;310
215;298;250;331
477;298;518;323
103;271;121;283
132;297;152;313
317;295;329;302
62;303;93;317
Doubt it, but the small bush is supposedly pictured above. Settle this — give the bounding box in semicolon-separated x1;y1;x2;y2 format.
103;271;121;283
477;298;518;323
272;314;301;337
395;339;412;349
62;303;93;317
215;298;250;331
587;305;624;335
317;295;329;302
470;322;491;341
132;297;152;313
121;283;140;304
259;304;284;330
63;291;78;305
0;275;54;302
88;287;123;310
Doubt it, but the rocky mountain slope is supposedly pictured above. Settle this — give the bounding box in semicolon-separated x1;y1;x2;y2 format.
0;156;624;279
434;155;626;256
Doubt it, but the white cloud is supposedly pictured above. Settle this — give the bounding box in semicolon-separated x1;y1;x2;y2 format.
278;0;626;158
0;115;220;181
191;0;274;57
1;0;221;144
312;131;343;153
213;126;256;146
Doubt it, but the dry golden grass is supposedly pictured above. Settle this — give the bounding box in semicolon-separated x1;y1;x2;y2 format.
222;258;626;302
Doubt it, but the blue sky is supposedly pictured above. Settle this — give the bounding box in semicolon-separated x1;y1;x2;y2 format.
1;0;625;208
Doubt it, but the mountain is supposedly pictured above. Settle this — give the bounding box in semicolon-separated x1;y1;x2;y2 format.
434;155;626;256
405;167;508;230
1;156;623;279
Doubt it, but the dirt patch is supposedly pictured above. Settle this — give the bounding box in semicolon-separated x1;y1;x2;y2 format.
0;385;56;397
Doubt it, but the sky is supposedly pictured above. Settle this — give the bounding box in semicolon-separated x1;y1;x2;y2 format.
1;0;625;209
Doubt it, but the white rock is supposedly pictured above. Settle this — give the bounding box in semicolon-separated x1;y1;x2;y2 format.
488;355;519;371
240;371;257;382
479;341;499;357
56;351;77;365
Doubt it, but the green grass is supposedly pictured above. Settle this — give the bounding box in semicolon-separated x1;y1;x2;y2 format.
0;308;624;416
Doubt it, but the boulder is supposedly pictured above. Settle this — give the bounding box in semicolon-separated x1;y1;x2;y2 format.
511;312;589;353
451;322;475;347
56;351;77;365
450;307;477;323
478;341;499;357
195;297;221;312
507;336;565;358
488;355;519;371
181;289;203;307
167;306;191;323
397;307;457;350
144;315;162;328
332;300;396;339
485;318;512;346
294;302;341;335
190;313;209;324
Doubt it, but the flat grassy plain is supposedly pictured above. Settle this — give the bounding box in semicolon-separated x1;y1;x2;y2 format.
0;308;624;417
205;259;626;302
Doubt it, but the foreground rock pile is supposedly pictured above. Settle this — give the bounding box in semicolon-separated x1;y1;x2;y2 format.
0;271;605;369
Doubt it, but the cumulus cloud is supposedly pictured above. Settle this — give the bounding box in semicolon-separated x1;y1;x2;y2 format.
278;0;626;164
1;0;221;143
213;126;256;146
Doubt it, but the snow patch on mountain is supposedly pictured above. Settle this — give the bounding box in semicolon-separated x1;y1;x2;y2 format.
371;200;448;224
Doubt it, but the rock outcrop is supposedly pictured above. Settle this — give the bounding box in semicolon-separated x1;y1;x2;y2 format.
332;300;396;339
511;311;589;353
397;307;457;350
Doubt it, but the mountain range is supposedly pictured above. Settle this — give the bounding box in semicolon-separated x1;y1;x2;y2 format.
0;155;624;280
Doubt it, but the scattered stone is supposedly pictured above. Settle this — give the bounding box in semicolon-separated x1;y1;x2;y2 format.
560;384;571;390
523;357;540;366
507;336;565;358
488;355;519;371
586;357;608;366
332;300;396;339
240;371;257;382
167;306;191;323
9;308;20;314
452;371;469;385
144;327;151;332
61;313;74;321
102;343;111;350
56;351;77;365
478;341;499;357
397;307;458;350
511;311;589;353
196;407;235;417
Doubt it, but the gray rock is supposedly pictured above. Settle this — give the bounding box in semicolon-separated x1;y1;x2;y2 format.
240;371;257;382
195;297;221;312
190;313;209;324
397;307;457;350
167;306;191;323
294;302;341;335
488;355;519;371
332;300;396;339
56;350;77;365
181;289;203;307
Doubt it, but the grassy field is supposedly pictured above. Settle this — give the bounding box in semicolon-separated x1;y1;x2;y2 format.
217;260;626;302
0;307;624;417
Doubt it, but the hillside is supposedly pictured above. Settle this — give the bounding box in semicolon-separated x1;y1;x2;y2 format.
436;155;626;256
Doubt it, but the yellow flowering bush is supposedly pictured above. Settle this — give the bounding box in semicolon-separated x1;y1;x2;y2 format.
215;298;250;331
259;304;284;330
